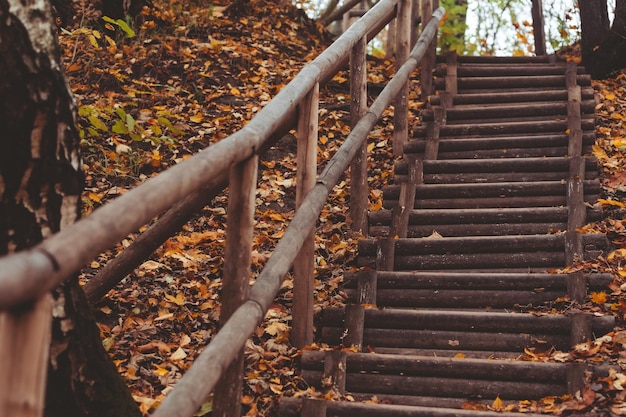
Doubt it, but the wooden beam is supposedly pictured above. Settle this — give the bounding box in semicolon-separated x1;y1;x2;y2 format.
393;0;412;156
292;84;320;349
213;155;258;417
0;296;51;417
349;36;369;235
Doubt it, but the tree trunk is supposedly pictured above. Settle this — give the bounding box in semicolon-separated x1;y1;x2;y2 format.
0;1;141;416
578;0;625;78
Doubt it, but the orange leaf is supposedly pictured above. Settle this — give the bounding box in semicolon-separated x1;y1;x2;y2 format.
492;395;503;410
590;291;607;304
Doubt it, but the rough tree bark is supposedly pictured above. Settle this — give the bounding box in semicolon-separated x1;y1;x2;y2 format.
0;1;141;416
580;0;626;78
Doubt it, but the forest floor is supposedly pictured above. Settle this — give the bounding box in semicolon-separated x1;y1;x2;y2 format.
59;0;626;415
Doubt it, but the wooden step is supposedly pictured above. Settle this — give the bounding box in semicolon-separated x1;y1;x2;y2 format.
382;181;601;210
429;88;595;105
357;234;607;270
404;133;596;159
434;64;584;77
412;118;594;138
436;54;564;64
343;270;611;307
280;396;551;417
299;351;578;401
421;101;596;123
434;74;591;91
369;206;602;237
394;157;600;184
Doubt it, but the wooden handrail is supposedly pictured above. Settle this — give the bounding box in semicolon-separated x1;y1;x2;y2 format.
151;8;445;417
0;0;400;309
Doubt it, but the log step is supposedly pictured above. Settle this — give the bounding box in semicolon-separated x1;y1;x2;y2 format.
434;75;591;91
412;118;594;138
421;101;595;123
357;234;607;270
436;55;564;64
433;64;584;77
279;396;550;417
429;88;595;106
341;271;613;307
394;157;599;184
403;133;596;160
319;308;615;353
382;181;600;210
299;351;578;400
368;206;603;237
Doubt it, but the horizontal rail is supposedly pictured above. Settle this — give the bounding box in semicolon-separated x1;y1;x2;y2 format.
150;8;445;417
0;0;401;309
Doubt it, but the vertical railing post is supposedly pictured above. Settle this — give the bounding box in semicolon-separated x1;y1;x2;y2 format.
393;0;412;156
410;0;422;47
292;84;319;348
420;0;434;100
531;0;546;55
0;296;52;417
213;155;258;417
350;36;369;235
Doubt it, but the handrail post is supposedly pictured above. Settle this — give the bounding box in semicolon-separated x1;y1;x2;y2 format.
531;0;546;55
393;0;412;156
291;83;319;348
0;295;52;417
410;0;421;47
420;0;435;100
349;36;369;235
213;155;258;417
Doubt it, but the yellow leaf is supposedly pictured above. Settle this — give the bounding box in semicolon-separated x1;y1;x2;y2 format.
88;192;102;203
190;113;203;123
593;145;609;161
591;291;607;304
609;248;626;260
605;92;616;100
265;321;289;337
492;395;503;410
88;34;100;49
153;366;169;376
230;87;241;96
165;292;186;306
598;198;626;208
453;353;466;358
367;142;375;153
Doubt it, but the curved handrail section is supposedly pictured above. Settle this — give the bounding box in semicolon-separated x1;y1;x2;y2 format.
151;8;445;417
0;0;399;309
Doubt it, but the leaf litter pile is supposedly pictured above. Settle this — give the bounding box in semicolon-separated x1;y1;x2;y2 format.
60;1;626;415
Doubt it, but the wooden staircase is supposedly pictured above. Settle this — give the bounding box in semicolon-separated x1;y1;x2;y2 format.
280;55;616;416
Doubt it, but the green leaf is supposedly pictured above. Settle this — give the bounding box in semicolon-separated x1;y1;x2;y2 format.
112;120;128;134
88;115;109;132
126;113;135;133
115;107;127;120
116;19;136;38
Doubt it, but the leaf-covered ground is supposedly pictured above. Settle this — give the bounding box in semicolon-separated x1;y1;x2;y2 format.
60;1;626;415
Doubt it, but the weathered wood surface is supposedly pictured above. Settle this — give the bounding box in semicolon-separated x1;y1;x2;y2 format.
213;155;258;417
152;8;447;417
292;52;615;416
429;88;595;105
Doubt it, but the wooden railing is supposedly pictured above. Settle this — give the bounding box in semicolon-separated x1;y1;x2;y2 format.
0;2;445;417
